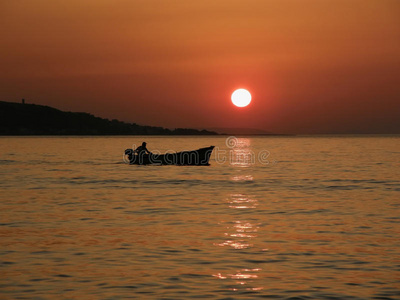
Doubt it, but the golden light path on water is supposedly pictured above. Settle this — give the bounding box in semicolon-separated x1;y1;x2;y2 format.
213;138;265;291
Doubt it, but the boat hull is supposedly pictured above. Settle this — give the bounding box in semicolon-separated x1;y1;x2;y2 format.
125;146;215;166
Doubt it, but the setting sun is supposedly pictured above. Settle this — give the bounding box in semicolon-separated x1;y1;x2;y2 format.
231;89;251;107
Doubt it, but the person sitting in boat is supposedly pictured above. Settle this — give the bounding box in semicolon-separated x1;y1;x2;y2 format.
134;142;150;156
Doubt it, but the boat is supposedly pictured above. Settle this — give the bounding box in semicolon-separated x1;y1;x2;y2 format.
124;146;215;165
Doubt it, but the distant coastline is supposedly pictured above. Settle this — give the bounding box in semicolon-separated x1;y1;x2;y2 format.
206;127;292;136
0;101;217;136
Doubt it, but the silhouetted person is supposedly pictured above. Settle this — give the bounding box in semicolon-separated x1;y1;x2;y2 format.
134;142;150;155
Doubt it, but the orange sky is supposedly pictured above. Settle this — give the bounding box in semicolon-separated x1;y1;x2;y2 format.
1;0;399;133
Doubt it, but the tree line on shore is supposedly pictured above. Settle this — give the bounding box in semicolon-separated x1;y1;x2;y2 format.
0;101;217;135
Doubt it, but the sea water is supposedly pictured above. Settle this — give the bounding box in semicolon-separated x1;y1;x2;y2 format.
0;136;399;299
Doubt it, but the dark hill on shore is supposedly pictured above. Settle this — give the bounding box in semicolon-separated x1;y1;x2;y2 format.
0;101;217;135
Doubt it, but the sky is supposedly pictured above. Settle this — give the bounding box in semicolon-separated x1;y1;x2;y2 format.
1;0;399;134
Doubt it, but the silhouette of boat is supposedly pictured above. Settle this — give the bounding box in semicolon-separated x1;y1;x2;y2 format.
124;146;215;165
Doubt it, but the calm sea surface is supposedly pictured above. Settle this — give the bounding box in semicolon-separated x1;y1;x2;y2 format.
0;136;399;299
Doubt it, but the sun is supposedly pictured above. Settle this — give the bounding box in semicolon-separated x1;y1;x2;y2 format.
231;89;251;107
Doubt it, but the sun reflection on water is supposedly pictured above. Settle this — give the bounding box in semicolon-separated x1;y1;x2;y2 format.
229;138;254;167
213;267;264;291
231;174;254;181
212;137;265;291
213;192;264;290
228;193;258;209
216;219;260;250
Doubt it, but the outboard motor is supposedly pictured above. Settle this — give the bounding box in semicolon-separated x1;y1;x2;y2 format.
125;149;133;162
